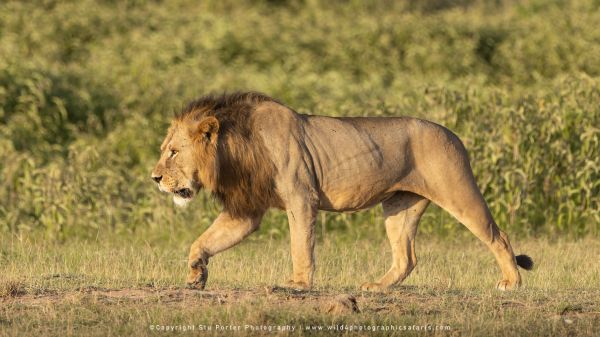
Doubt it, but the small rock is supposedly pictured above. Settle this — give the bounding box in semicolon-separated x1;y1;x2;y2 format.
323;294;360;314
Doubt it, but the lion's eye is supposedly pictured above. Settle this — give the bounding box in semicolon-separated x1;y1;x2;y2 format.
168;150;178;158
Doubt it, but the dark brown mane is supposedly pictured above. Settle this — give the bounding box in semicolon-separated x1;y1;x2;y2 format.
178;92;283;218
176;92;278;122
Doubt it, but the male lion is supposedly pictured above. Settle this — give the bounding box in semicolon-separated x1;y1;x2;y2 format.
151;92;533;291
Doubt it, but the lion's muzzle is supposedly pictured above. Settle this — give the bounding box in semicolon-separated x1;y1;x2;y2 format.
175;188;193;199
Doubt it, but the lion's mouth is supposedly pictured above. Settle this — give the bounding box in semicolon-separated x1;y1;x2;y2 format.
175;188;193;199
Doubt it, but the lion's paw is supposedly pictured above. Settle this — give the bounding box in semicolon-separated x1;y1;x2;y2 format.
495;279;519;291
360;282;388;292
186;266;208;290
284;280;311;291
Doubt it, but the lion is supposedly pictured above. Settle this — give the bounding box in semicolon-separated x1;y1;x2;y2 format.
151;92;533;291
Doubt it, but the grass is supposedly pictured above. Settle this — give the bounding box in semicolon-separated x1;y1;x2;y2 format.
0;1;599;336
1;233;599;336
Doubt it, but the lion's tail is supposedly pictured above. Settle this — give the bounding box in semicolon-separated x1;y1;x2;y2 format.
515;255;534;270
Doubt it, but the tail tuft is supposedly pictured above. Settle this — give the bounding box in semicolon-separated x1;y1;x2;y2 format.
516;255;534;270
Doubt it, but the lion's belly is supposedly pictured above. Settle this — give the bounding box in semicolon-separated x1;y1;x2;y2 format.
316;164;403;211
318;188;396;212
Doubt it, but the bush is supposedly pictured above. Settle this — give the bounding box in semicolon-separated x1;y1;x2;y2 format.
0;0;598;240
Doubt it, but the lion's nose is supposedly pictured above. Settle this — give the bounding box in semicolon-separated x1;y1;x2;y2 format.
152;174;162;183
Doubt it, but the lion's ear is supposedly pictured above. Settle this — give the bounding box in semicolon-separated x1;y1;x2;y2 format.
196;116;219;143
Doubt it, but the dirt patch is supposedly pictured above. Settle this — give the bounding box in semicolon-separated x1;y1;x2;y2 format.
0;286;358;313
0;285;438;316
3;285;600;320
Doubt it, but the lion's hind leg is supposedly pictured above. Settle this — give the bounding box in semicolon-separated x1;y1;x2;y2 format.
361;192;429;292
417;134;527;290
425;173;525;290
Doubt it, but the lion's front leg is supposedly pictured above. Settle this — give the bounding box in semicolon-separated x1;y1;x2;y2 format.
186;251;209;289
284;198;317;290
187;211;263;289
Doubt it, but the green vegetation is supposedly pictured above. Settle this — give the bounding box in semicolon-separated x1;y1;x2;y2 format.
1;0;598;241
1;0;599;240
1;1;599;335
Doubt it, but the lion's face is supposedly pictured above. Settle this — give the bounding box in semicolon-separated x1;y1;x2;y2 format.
151;116;219;207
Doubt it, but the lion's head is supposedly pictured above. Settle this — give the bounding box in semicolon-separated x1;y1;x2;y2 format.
151;92;282;215
151;115;219;207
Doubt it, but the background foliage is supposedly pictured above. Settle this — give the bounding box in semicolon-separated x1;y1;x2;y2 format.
0;0;598;242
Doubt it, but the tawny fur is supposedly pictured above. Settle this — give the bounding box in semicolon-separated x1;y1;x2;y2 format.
151;92;533;291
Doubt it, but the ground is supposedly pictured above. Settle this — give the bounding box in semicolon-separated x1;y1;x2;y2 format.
1;236;599;336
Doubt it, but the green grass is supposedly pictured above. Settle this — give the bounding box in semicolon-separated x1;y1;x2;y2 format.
1;234;599;336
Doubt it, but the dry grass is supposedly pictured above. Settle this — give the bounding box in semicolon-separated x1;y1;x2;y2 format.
1;235;599;336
